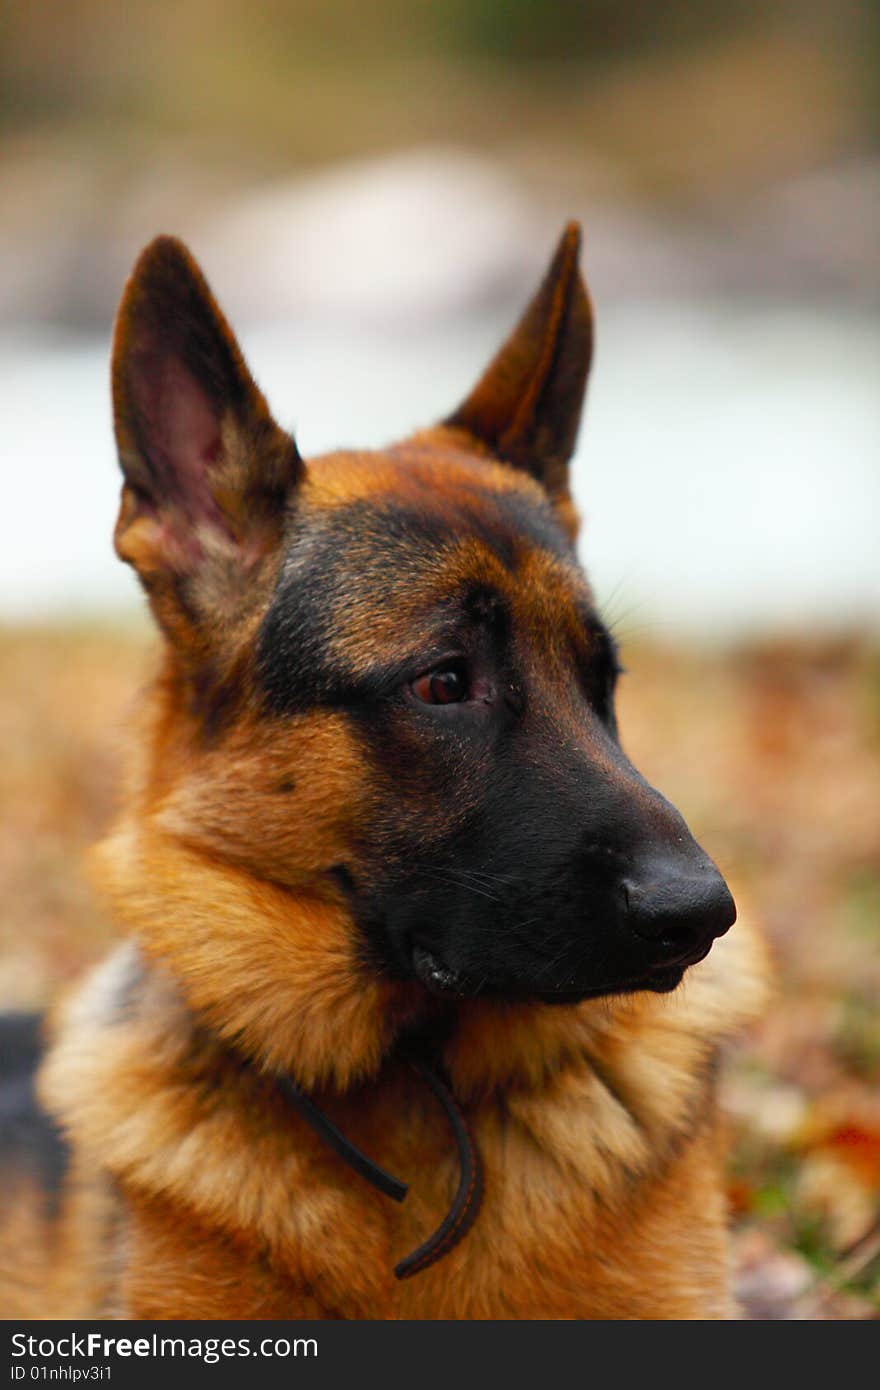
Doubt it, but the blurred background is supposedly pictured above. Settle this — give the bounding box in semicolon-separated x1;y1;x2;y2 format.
1;0;878;1317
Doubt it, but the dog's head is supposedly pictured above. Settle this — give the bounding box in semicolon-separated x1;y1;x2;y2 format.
106;226;734;1072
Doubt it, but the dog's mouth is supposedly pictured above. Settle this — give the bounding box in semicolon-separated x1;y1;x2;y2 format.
411;941;712;1006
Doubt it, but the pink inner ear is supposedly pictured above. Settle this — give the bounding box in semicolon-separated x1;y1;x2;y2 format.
133;350;225;530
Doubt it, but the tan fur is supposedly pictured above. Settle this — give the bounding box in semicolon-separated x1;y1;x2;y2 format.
36;914;766;1319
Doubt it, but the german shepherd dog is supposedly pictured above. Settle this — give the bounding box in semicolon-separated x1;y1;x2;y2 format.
0;225;765;1319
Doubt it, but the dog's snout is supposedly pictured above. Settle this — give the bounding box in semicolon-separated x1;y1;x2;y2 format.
622;866;736;958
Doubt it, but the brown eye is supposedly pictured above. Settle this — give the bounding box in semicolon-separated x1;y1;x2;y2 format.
411;665;469;705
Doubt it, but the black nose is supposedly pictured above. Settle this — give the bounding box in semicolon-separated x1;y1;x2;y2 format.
622;865;736;962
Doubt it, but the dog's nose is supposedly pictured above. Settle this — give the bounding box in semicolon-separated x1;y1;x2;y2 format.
621;866;736;960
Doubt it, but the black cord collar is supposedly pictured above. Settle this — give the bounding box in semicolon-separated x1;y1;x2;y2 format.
277;1051;483;1280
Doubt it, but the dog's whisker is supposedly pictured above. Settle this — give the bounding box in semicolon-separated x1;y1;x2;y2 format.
420;868;503;904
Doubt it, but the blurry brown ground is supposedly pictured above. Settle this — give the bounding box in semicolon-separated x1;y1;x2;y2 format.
0;623;877;1318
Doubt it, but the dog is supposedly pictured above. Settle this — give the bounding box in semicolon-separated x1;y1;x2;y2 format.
0;224;766;1319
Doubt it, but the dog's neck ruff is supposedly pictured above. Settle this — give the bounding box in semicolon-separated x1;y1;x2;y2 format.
277;1047;483;1280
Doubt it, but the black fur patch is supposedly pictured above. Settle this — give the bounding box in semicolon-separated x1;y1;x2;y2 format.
0;1013;69;1218
489;488;574;562
256;490;573;717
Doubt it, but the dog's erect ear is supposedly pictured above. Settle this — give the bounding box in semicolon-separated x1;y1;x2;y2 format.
112;236;301;651
445;222;592;519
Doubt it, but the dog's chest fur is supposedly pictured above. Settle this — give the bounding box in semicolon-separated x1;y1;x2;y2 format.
36;928;765;1319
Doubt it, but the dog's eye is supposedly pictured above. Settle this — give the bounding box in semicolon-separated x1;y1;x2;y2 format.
411;664;469;705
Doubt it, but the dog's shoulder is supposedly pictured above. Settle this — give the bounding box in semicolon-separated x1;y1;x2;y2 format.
0;1012;70;1214
0;1011;76;1315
